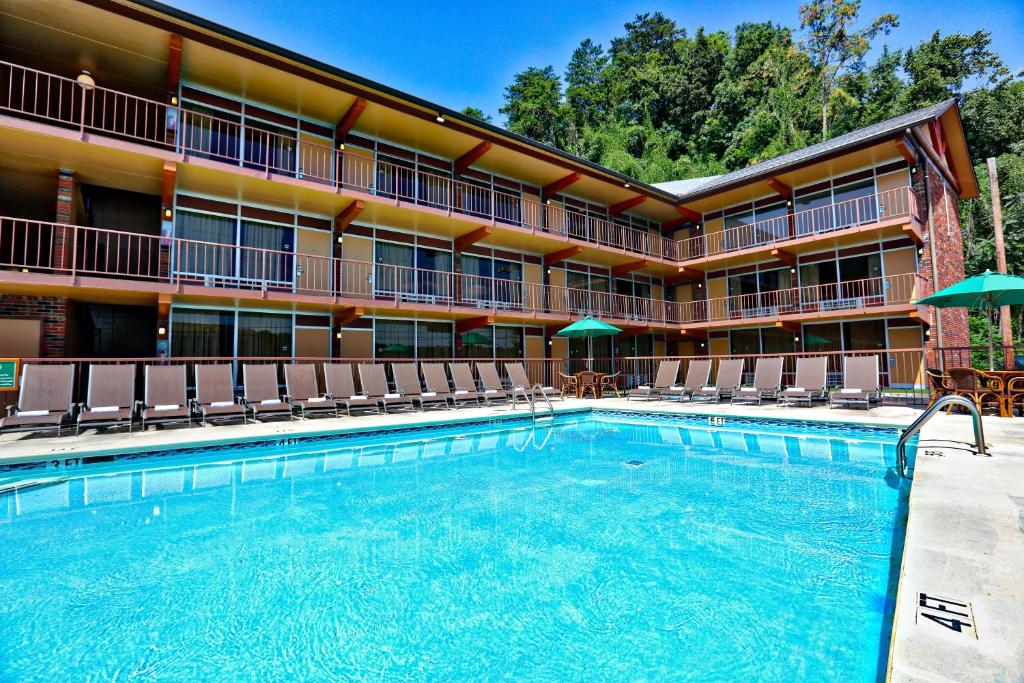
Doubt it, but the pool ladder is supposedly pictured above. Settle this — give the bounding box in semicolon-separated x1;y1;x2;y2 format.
897;395;987;479
511;384;555;424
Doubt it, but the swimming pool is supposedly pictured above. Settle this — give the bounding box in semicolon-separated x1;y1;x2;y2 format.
0;411;910;681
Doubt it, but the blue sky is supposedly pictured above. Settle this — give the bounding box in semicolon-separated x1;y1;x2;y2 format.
167;0;1023;124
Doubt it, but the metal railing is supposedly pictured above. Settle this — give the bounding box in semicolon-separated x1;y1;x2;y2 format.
676;187;919;261
0;60;677;262
897;395;987;478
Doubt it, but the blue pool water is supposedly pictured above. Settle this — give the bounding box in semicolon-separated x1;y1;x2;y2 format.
0;412;910;681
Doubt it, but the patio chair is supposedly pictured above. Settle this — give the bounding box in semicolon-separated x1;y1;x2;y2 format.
139;365;192;430
1007;375;1024;417
777;357;829;407
424;363;478;408
77;364;137;434
323;363;380;416
476;362;512;403
599;372;621;398
577;370;599;399
691;359;744;403
505;362;559;403
242;364;294;421
393;363;451;411
450;363;503;405
0;364;74;436
946;367;1003;416
284;364;337;419
193;364;248;425
925;368;953;409
626;360;680;401
667;360;711;401
358;364;415;413
731;357;784;406
557;372;579;399
829;356;880;410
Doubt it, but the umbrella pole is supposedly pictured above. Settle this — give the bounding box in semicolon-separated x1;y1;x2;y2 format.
988;298;995;371
587;335;593;371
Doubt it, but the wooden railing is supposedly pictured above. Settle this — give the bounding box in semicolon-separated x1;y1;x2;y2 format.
676;187;919;261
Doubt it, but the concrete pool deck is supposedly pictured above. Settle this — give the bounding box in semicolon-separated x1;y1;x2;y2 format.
0;397;1020;681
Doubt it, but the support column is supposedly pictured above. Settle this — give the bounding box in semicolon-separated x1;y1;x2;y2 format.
160;161;176;280
54;168;75;272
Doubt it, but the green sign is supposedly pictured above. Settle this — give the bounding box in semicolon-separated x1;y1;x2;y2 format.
0;359;19;391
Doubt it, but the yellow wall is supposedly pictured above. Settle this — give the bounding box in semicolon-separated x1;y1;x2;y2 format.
883;248;916;276
707;277;727;320
877;169;911;217
341;235;373;297
296;228;331;291
710;338;729;357
704;217;724;254
887;327;925;387
551;336;568;359
295;327;330;358
548;268;567;314
654;340;666;357
340;329;373;359
524;335;545;359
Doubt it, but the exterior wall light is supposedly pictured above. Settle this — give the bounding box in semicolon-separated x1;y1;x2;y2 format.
157;326;167;336
170;96;178;106
76;70;95;89
163;208;173;219
436;114;445;123
624;183;631;189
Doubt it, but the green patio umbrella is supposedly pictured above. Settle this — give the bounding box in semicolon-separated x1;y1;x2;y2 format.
555;316;622;370
916;269;1024;370
460;331;491;346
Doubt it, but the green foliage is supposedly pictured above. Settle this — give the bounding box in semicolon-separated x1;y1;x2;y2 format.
460;106;492;123
499;66;567;148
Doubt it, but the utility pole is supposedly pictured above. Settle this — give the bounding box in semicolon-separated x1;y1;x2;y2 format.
987;157;1014;369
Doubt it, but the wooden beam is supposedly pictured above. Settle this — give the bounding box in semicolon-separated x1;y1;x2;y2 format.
770;248;796;267
675;205;702;222
766;177;792;199
456;316;493;334
454;141;491;175
335;97;366;140
455;226;491;251
334;200;365;232
334;307;364;328
609;195;646;216
544;245;583;266
774;320;801;335
902;222;924;245
542;172;580;197
166;34;183;98
895;136;918;167
610;260;649;277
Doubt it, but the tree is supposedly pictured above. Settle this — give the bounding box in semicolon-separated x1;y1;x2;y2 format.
499;66;567;147
564;39;608;130
460;106;492;123
799;0;898;139
902;30;1010;109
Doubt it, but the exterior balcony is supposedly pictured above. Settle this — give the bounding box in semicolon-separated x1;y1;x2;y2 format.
0;216;685;331
0;60;679;273
675;272;929;335
676;187;923;273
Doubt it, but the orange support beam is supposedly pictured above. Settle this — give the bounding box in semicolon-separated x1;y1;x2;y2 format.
456;316;493;334
454;226;491;251
766;177;792;199
334;307;364;328
609;195;646;216
542;172;581;197
454;141;491;175
161;161;176;208
770;248;796;267
335;97;367;140
334;200;365;232
544;245;583;266
774;320;801;335
895;136;918;167
675;205;702;222
166;34;182;99
903;222;924;245
611;260;649;277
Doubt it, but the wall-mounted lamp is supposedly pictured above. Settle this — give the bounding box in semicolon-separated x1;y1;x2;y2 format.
157;326;167;336
336;331;343;339
170;95;178;106
794;336;800;343
917;247;924;255
546;268;552;275
76;70;95;89
790;267;796;274
697;282;703;288
20;268;29;273
545;199;551;205
786;200;792;206
337;235;344;244
700;342;706;348
624;182;631;189
338;143;346;151
163;208;173;219
436;114;446;123
547;339;553;346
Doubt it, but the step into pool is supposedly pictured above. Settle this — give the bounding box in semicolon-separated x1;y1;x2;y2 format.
0;411;911;681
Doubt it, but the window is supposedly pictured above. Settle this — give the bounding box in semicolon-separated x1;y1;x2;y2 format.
794;189;834;235
375;242;415;297
761;327;794;355
730;329;760;356
724;209;755;249
181;102;240;162
174;211;236;278
375;319;415;358
843;320;886;350
237;312;292;357
416;247;452;300
462;326;494;358
832;179;877;227
240;220;294;283
755;202;789;242
171;308;235;357
493;326;523;359
243;118;296;174
416;321;453;358
804;322;842;352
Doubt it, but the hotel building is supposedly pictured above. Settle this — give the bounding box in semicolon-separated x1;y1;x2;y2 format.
0;0;977;390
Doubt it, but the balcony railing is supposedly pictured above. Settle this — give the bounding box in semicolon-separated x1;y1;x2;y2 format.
676;187;919;261
675;273;928;324
0;216;688;325
0;60;679;262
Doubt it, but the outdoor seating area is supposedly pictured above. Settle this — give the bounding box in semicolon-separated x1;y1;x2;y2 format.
925;366;1024;417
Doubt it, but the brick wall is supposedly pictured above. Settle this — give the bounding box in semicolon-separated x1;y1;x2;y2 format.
0;295;68;357
917;157;970;358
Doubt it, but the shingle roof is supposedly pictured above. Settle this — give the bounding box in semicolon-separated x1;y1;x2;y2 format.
656;99;957;202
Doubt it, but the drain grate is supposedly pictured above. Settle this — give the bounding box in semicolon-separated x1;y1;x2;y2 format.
624;460;645;467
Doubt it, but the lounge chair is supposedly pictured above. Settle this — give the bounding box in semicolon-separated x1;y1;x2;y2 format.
194;364;248;424
778;357;829;407
140;365;192;429
393;363;450;411
476;362;512;404
450;363;502;405
505;362;559;403
424;363;479;408
284;364;337;418
667;360;711;401
323;363;380;416
242;364;293;421
830;356;879;409
358;364;415;413
691;359;744;403
77;364;136;434
626;360;680;400
0;364;74;436
732;357;784;405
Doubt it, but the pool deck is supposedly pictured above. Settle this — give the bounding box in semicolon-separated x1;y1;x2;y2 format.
1;397;1021;681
